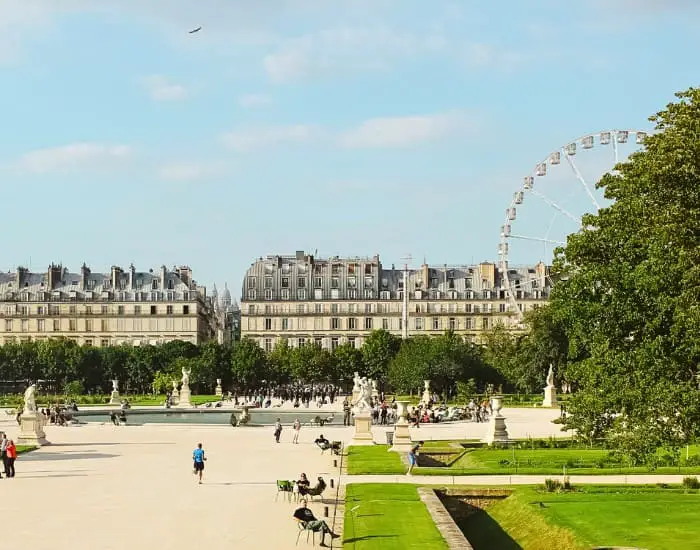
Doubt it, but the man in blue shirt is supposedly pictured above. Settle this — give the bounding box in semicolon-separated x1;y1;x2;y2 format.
192;442;206;484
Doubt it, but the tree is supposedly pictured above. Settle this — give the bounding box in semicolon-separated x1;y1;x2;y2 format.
332;342;363;385
551;88;700;456
361;329;401;384
230;338;267;391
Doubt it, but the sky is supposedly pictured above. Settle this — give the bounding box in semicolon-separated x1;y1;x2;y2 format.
1;0;698;297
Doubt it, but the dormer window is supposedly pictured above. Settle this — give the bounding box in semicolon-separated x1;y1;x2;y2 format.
167;279;174;290
152;280;158;290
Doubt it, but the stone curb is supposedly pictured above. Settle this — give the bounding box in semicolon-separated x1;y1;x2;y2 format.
417;487;473;550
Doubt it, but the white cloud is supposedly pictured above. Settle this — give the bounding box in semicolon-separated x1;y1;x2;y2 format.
338;112;473;149
142;74;187;101
221;125;318;152
461;43;526;71
238;93;272;108
16;143;133;174
157;161;226;182
263;26;446;83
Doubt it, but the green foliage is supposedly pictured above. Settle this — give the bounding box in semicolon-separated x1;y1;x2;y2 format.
548;88;700;458
361;329;401;383
682;476;700;490
388;331;498;396
63;380;84;396
230;337;267;389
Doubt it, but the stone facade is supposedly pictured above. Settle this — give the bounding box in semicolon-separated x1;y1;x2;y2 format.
240;251;550;351
0;263;217;346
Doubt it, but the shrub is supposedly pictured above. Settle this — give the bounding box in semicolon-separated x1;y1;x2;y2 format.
544;478;562;492
682;477;700;490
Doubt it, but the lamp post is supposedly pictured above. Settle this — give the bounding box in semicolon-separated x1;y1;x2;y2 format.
400;254;412;339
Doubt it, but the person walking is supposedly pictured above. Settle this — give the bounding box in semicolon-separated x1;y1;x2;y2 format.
1;432;8;478
274;418;283;443
407;441;423;476
343;398;351;426
192;442;206;484
5;439;17;478
292;418;301;444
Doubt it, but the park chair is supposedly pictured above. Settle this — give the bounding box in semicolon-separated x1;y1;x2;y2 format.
306;479;326;502
295;520;317;546
276;480;294;502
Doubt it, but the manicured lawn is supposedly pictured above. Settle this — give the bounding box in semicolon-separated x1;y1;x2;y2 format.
343;484;447;549
17;445;36;454
347;442;700;476
462;485;700;550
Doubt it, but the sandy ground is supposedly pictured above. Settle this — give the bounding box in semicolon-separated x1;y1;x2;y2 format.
0;406;563;550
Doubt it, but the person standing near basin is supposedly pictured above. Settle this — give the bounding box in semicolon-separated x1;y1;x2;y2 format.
292;418;301;444
192;442;206;484
274;418;283;443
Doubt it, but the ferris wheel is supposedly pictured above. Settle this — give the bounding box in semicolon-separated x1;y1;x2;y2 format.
498;129;649;320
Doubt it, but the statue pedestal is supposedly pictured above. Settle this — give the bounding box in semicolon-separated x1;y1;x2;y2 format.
176;387;192;408
483;414;509;445
215;383;223;397
17;412;49;446
543;386;558;407
109;391;120;405
351;411;375;445
390;421;413;452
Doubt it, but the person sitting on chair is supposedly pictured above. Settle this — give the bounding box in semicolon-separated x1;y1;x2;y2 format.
305;476;326;497
314;434;330;450
297;473;311;495
293;498;339;548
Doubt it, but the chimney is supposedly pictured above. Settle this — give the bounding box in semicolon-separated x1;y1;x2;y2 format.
111;265;122;289
16;266;27;288
160;265;167;290
47;264;62;290
176;266;192;287
421;263;429;287
80;263;91;290
129;263;135;289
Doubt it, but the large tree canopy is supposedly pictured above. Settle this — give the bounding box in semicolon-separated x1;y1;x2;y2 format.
551;88;700;459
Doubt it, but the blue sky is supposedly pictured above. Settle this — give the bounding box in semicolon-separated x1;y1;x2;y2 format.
1;0;698;296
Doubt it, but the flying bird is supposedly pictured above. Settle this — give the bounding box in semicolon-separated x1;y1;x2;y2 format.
189;26;202;34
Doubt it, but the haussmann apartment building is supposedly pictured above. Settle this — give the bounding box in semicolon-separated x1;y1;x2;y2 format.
240;251;551;352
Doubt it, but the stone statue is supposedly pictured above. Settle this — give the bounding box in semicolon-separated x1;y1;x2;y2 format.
353;378;372;413
546;364;555;387
181;366;191;387
172;380;179;392
23;384;37;414
111;379;119;393
352;371;361;392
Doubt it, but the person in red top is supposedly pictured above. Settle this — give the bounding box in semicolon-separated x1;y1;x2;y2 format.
5;440;17;478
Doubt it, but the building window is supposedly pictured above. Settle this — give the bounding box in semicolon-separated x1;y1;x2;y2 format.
21;320;28;332
364;289;373;299
331;264;340;275
314;337;323;347
482;317;489;329
70;305;77;314
118;306;125;315
331;337;339;351
183;305;190;315
167;291;174;301
264;338;273;352
314;304;324;313
297;289;306;300
465;303;472;313
314;277;322;288
364;317;373;330
415;317;423;330
347;289;357;299
167;305;174;315
298;318;306;330
150;305;157;315
296;304;306;314
281;289;290;300
4;320;11;332
168;279;174;290
37;319;45;332
382;318;389;330
465;317;473;329
53;320;60;331
347;277;356;288
264;318;272;330
331;303;339;314
449;317;456;330
499;303;506;313
135;305;142;314
69;320;77;331
331;277;339;289
264;289;273;300
297;277;306;288
348;337;356;348
281;277;289;288
331;318;340;330
348;318;357;330
298;337;306;347
264;277;273;288
432;317;439;330
84;339;93;346
86;319;93;332
248;289;256;300
101;339;109;347
282;318;289;330
248;305;256;315
101;320;109;331
152;279;158;290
